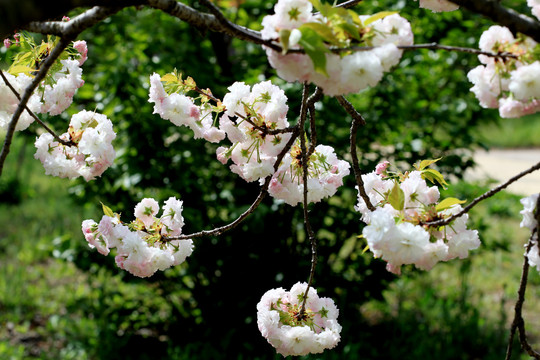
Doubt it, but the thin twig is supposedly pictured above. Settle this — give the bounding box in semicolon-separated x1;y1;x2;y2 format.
425;160;540;227
336;95;375;212
0;70;75;147
0;37;73;177
307;87;322;157
336;0;363;8
325;43;519;60
297;83;318;317
505;195;540;360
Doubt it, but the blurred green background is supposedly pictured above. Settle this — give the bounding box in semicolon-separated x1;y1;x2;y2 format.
1;0;540;359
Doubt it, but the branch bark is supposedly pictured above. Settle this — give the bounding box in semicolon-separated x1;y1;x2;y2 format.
450;0;540;43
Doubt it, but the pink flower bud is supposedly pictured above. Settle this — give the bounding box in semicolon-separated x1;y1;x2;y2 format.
375;161;390;175
3;38;10;48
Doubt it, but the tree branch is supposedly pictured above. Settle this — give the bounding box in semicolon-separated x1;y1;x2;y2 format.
336;95;375;212
297;83;318;317
24;5;132;36
425;160;540;227
450;0;540;43
282;43;519;60
505;195;540;360
307;87;323;157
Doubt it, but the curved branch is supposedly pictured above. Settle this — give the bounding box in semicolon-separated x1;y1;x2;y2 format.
297;83;318;316
425;160;540;228
307;87;323;157
336;95;375;212
450;0;540;44
286;43;519;60
505;195;540;360
24;5;131;36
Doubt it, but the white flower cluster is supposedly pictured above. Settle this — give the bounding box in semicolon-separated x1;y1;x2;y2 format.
148;73;226;143
257;282;341;357
356;163;480;275
0;72;40;131
269;144;350;205
520;194;540;272
216;81;292;182
415;0;459;12
34;110;116;181
81;197;194;278
0;40;87;133
262;0;413;96
467;26;540;118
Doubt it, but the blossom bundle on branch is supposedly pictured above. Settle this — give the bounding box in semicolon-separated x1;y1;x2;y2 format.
257;282;341;356
262;0;413;96
356;160;480;274
467;25;540;118
34;110;116;181
81;197;194;278
217;80;292;182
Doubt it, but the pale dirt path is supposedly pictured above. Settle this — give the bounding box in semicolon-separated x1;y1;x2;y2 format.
466;148;540;195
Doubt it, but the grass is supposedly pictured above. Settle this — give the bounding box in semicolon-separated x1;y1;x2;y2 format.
477;114;540;148
1;135;540;359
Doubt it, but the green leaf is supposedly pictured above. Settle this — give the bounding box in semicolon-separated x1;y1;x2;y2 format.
279;29;291;54
436;197;467;212
362;244;369;254
298;27;330;76
336;22;361;41
421;169;449;189
308;0;333;17
363;11;398;26
416;157;442;171
299;22;338;44
8;65;35;76
388;181;405;211
101;202;115;217
161;73;177;83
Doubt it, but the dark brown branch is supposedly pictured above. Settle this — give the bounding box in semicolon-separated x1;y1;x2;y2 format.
450;0;540;44
297;83;318;317
146;0;281;51
326;43;519;60
0;37;73;177
24;5;132;36
336;0;363;8
505;195;540;360
307;87;322;157
425;160;540;227
336;95;375;212
0;70;75;147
